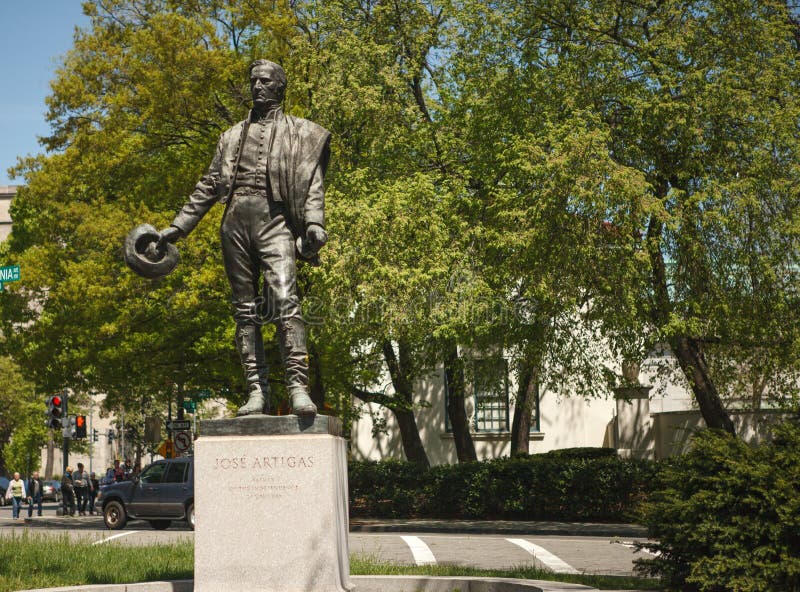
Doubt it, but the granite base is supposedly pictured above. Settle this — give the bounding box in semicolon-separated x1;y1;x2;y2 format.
194;416;351;592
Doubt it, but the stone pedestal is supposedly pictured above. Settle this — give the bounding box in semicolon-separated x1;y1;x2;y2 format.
194;415;352;592
613;386;654;460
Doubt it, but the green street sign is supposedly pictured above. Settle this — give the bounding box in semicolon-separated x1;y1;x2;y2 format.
182;400;196;413
0;265;20;291
0;265;20;282
189;389;212;401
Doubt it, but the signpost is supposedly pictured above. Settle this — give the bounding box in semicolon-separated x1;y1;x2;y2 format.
166;419;191;431
158;439;174;459
174;430;192;454
0;265;20;291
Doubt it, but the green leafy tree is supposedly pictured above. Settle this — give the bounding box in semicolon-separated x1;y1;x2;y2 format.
1;1;265;421
3;413;48;478
446;0;800;436
6;0;798;473
0;356;39;476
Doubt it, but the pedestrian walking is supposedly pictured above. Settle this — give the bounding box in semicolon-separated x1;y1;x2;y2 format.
73;463;90;516
61;467;76;516
26;471;44;518
88;472;100;515
5;472;27;519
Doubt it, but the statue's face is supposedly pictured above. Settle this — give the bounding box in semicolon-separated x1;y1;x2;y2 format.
250;63;284;108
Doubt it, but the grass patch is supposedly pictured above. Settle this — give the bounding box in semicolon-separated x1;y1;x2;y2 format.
352;554;662;590
0;532;193;592
0;532;661;592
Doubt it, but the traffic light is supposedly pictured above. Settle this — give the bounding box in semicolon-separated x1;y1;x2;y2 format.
75;415;87;439
68;415;77;438
46;394;65;429
92;428;99;442
107;429;115;444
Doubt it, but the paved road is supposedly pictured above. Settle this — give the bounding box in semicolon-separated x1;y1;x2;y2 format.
0;504;654;577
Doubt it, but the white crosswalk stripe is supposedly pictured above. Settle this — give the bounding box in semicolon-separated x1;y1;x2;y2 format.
400;535;437;565
92;531;138;545
506;537;580;574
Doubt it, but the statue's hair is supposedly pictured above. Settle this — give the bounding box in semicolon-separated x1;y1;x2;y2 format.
248;59;288;90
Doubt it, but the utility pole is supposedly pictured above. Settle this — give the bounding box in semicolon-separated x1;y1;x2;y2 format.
88;398;94;475
62;389;69;475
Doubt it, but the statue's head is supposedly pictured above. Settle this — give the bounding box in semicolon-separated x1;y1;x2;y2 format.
249;59;287;109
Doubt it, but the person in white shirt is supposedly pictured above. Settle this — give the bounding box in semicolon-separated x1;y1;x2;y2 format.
5;472;27;520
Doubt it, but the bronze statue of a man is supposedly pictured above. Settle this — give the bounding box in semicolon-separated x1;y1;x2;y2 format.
158;60;331;417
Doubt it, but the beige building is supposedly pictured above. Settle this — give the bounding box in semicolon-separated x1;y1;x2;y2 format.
0;186;15;242
350;351;787;464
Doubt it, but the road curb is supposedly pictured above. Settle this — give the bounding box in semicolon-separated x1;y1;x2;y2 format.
15;576;598;592
1;517;649;538
349;519;648;538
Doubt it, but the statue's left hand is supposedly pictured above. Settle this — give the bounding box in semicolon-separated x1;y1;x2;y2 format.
306;225;328;252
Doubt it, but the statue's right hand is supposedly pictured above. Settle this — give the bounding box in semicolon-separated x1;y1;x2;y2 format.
156;226;183;251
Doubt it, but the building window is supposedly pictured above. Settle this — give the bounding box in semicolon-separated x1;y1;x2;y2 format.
472;358;510;432
445;357;539;434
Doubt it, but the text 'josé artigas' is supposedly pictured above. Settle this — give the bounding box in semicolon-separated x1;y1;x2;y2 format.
213;455;314;470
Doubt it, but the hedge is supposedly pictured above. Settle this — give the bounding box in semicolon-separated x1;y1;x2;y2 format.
349;448;656;522
636;421;800;592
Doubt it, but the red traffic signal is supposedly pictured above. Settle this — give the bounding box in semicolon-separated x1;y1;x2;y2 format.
74;415;87;439
46;394;66;429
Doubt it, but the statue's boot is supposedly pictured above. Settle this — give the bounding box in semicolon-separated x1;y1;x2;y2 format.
278;318;317;416
235;323;271;416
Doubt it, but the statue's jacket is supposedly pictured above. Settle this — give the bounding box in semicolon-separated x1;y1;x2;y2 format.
172;110;331;241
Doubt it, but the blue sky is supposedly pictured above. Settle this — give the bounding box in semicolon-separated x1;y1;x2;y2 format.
0;1;89;186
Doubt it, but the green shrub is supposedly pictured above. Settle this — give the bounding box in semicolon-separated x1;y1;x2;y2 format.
349;452;656;522
636;421;800;592
348;459;429;517
543;447;618;460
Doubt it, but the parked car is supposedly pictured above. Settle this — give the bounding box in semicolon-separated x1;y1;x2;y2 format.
98;457;193;531
0;477;8;506
42;480;62;502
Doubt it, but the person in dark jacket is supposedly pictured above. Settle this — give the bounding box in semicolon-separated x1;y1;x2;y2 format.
73;463;90;516
88;471;100;515
61;467;76;516
26;471;44;517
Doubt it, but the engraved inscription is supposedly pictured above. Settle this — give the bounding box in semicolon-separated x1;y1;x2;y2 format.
213;454;314;500
213;455;314;470
224;482;301;500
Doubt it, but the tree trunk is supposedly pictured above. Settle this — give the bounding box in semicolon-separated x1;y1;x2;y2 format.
511;360;538;455
670;335;736;435
381;340;430;467
0;432;9;476
45;434;54;479
176;383;185;421
443;343;477;463
647;206;736;436
394;407;430;467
